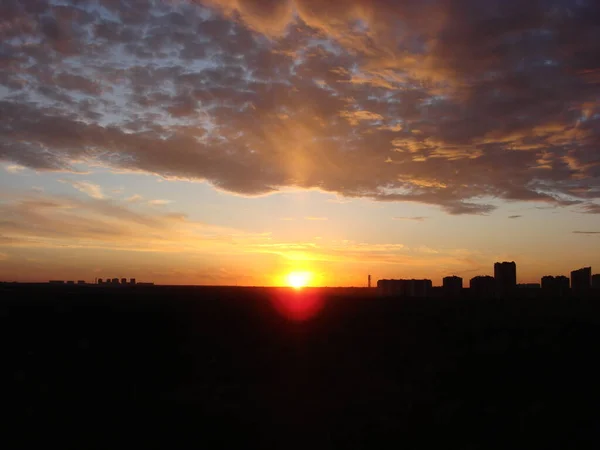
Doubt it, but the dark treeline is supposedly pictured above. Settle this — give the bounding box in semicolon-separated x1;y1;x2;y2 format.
2;284;600;449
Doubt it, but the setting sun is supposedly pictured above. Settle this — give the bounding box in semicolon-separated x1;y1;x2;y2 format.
286;271;312;289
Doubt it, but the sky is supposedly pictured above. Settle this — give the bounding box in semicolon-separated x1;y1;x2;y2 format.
1;0;600;286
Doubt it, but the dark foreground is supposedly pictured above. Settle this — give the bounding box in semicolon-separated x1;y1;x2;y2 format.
2;284;600;449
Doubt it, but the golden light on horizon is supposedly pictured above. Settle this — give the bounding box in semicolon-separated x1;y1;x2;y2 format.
286;271;312;289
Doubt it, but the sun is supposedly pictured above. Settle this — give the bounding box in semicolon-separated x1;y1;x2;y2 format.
286;271;312;289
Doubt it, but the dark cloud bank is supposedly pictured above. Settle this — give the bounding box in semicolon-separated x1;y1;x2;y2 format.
2;0;600;214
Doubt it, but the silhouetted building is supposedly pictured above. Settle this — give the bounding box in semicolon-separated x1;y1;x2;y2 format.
494;261;517;295
368;275;371;288
408;279;432;297
377;279;432;297
130;278;136;285
592;274;600;289
442;276;463;297
517;283;541;299
66;281;75;285
571;267;591;292
121;278;127;285
49;280;64;284
430;286;444;298
469;276;495;297
111;278;119;284
541;275;570;292
377;279;391;294
77;280;86;285
98;278;103;284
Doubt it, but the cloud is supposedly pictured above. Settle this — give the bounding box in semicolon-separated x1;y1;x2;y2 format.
0;191;270;253
579;203;600;214
393;216;428;222
249;239;483;270
4;164;25;174
148;199;172;206
412;246;439;254
126;194;143;203
340;110;384;126
59;179;104;199
304;217;328;221
508;215;522;219
1;1;600;214
0;190;481;275
573;231;600;235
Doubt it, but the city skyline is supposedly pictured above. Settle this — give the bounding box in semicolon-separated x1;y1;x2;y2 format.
380;261;598;290
9;260;599;291
2;1;600;286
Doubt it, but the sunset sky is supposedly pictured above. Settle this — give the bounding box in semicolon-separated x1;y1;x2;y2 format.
1;0;600;286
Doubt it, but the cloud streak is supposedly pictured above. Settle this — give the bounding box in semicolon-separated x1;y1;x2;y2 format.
0;190;481;274
0;191;269;253
393;216;428;222
59;180;104;200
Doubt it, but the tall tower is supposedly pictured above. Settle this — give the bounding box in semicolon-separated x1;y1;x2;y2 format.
368;274;371;288
571;267;591;292
494;262;517;289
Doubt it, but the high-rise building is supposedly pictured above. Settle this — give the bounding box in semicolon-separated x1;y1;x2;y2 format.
517;283;541;299
571;267;591;292
517;283;540;289
494;261;517;292
121;278;127;285
592;274;600;289
377;279;432;297
442;276;463;297
111;278;120;284
408;279;432;297
469;276;495;297
130;278;136;285
98;278;104;284
541;275;570;294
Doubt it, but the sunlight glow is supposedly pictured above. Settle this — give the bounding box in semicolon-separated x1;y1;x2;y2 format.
286;271;312;289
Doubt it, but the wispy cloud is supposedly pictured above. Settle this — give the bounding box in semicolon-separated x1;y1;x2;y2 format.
0;191;270;254
126;194;143;203
579;204;600;214
326;197;353;204
573;231;600;235
508;215;522;219
393;216;428;222
148;199;172;206
5;165;25;174
59;179;104;199
305;217;328;221
412;246;439;254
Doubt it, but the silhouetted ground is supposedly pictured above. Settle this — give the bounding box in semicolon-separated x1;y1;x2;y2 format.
2;284;600;449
